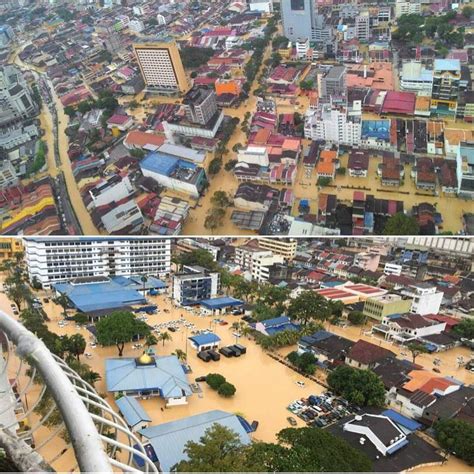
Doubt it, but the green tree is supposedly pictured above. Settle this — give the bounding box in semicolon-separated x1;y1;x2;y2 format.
210;190;233;208
95;311;150;356
453;318;474;339
299;79;314;91
130;148;145;159
434;419;474;466
204;207;225;230
173;349;187;362
224;159;238;171
72;313;89;325
180;47;214;69
173;248;218;271
66;333;86;360
348;311;367;326
406;342;428;364
462;6;473;19
172;424;260;471
159;331;172;347
77;101;92;115
218;382;236;397
208;157;222;175
327;365;386;407
286;351;316;374
64;105;75;118
248;427;372;472
53;292;70;319
31;276;42;290
206;373;226;390
145;334;158;348
288;291;332;327
383;213;420;235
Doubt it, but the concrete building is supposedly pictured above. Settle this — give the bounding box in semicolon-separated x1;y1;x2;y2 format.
431;59;461;117
234;246;285;282
182;87;218;126
172;265;220;306
101;200;143;234
88;174;134;209
400;62;433;95
24;237;172;288
395;0;421;18
0;25;13;47
354;252;380;272
355;10;370;42
0;160;18;188
401;283;444;316
320;66;346;100
0;65;38;129
305;103;361;146
237;146;269;167
383;262;403;276
456;141;474;199
0;238;23;263
258;237;297;261
248;0;273;13
133;42;190;95
281;0;317;42
140;151;207;198
363;294;413;322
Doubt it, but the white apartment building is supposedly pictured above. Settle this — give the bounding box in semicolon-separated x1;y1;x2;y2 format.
172;266;220;306
234;246;285;282
395;0;421;18
400;62;433;95
383;262;403;276
295;38;310;60
88;175;134;209
305;103;361;146
355;11;370;42
403;236;474;257
249;0;273;13
24;237;172;288
401;283;444;316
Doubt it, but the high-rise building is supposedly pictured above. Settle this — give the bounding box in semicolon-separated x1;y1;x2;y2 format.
24;237;172;287
320;66;346;100
431;59;461;117
133;42;190;95
0;237;23;263
182;87;218;126
281;0;316;42
395;0;421;19
172;265;220;305
258;237;297;261
0;65;37;129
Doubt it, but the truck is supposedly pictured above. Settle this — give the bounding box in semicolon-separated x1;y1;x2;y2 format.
219;347;233;358
234;344;246;354
197;351;211;362
208;350;221;361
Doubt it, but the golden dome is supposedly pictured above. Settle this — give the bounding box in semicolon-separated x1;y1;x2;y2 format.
136;352;153;365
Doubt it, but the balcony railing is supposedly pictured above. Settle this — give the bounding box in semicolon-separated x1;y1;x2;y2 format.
0;311;158;473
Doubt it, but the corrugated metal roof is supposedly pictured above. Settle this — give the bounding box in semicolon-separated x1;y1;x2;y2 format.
188;333;221;345
200;297;243;309
116;396;151;427
105;355;192;398
139;410;251;471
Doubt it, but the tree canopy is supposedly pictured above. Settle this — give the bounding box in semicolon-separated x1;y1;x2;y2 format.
435;419;474;466
173;249;218;271
173;425;372;472
327;365;386;407
288;290;332;326
383;213;420;235
95;311;150;356
452;318;474;339
180;47;214;69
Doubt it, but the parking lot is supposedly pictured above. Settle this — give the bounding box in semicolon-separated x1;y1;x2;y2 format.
287;392;356;428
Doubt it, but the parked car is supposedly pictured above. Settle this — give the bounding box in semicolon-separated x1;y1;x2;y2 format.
167;327;177;332
287;416;297;426
195;376;207;382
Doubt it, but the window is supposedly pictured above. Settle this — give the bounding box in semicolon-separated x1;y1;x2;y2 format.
291;0;305;10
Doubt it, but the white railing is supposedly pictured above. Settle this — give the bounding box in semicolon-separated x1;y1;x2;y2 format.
0;311;158;473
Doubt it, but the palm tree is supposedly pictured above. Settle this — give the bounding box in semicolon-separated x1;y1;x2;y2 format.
141;275;148;296
159;331;172;347
145;334;158;348
173;349;187;362
54;292;70;319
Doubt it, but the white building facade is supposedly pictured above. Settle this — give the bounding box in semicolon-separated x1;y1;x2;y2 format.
24;237;172;288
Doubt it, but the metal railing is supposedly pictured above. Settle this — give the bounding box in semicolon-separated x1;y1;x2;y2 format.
0;311;159;473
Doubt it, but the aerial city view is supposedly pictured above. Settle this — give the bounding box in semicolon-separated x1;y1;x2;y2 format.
0;0;472;236
0;236;472;472
0;1;473;473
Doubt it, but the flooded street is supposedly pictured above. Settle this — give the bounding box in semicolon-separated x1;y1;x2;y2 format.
1;285;472;472
11;48;98;235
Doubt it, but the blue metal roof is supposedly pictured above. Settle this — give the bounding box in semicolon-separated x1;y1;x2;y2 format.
112;275;166;290
140;152;197;177
105;355;192;398
138;410;251;471
434;58;460;72
188;333;221;346
116;396;151;427
200;297;243;309
382;409;422;432
53;280;146;312
262;316;291;327
361;120;390;141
